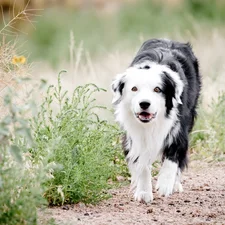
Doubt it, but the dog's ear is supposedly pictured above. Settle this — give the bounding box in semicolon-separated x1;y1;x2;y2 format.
111;73;126;105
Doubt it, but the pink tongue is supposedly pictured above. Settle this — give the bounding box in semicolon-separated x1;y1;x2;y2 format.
138;113;153;120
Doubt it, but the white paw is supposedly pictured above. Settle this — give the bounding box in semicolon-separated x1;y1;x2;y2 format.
173;181;183;193
156;175;175;197
134;190;153;203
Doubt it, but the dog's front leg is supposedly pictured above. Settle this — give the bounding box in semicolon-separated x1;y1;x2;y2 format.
156;158;179;196
129;162;153;203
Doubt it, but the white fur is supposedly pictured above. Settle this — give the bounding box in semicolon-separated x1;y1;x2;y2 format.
112;64;184;203
156;159;179;196
173;169;184;193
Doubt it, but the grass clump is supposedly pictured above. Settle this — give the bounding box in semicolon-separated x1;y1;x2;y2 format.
32;72;126;205
191;92;225;161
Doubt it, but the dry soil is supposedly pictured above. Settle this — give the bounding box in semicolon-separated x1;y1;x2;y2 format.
41;161;225;225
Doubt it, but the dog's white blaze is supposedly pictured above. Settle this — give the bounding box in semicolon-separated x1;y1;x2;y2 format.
134;62;184;105
156;159;178;197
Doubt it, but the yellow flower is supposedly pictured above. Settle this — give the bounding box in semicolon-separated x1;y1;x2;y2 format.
12;55;26;65
12;56;19;64
19;56;26;64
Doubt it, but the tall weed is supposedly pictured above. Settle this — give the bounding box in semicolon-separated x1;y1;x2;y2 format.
32;72;127;205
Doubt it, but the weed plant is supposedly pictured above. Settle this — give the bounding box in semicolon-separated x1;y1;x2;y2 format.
0;82;50;225
32;72;127;205
0;28;50;223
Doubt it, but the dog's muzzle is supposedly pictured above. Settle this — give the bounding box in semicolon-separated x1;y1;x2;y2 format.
136;111;157;123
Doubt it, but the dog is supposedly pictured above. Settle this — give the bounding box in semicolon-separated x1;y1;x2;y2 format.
111;39;201;203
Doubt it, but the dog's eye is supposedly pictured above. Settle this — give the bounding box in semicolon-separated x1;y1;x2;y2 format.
131;86;138;92
154;87;161;93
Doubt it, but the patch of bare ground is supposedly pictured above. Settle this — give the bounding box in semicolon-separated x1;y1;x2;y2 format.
39;161;225;225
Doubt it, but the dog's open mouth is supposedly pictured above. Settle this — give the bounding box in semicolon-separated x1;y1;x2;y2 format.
136;112;157;123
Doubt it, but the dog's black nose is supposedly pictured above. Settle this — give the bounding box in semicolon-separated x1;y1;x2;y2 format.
139;101;151;110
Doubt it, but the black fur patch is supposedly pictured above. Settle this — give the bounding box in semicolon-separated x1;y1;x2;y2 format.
139;65;151;69
112;77;126;105
118;82;125;96
161;72;176;117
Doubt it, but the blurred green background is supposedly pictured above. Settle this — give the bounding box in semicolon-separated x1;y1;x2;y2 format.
1;0;225;67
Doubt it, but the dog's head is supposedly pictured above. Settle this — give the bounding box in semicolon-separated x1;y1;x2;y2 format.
112;64;184;124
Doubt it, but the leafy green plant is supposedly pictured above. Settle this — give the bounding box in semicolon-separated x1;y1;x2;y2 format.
32;71;127;205
191;92;225;161
0;82;51;225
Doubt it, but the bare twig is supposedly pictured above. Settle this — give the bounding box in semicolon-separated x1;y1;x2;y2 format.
0;0;42;36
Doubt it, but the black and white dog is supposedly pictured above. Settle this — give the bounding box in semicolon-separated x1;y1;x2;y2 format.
112;39;201;203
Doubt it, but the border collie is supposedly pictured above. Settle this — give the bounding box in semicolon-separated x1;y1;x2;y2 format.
112;39;201;203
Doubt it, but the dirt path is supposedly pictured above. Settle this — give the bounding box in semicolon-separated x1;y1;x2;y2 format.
42;161;225;225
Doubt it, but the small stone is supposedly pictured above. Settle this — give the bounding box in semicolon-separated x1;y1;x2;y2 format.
78;202;86;208
84;212;89;216
147;208;153;214
168;202;175;206
61;205;69;210
116;175;125;182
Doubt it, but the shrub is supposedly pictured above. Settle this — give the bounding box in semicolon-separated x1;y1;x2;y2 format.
31;72;127;205
0;84;49;225
0;36;54;224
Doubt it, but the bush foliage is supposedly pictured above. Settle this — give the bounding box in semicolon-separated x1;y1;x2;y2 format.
0;83;48;225
31;72;126;205
0;71;127;224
